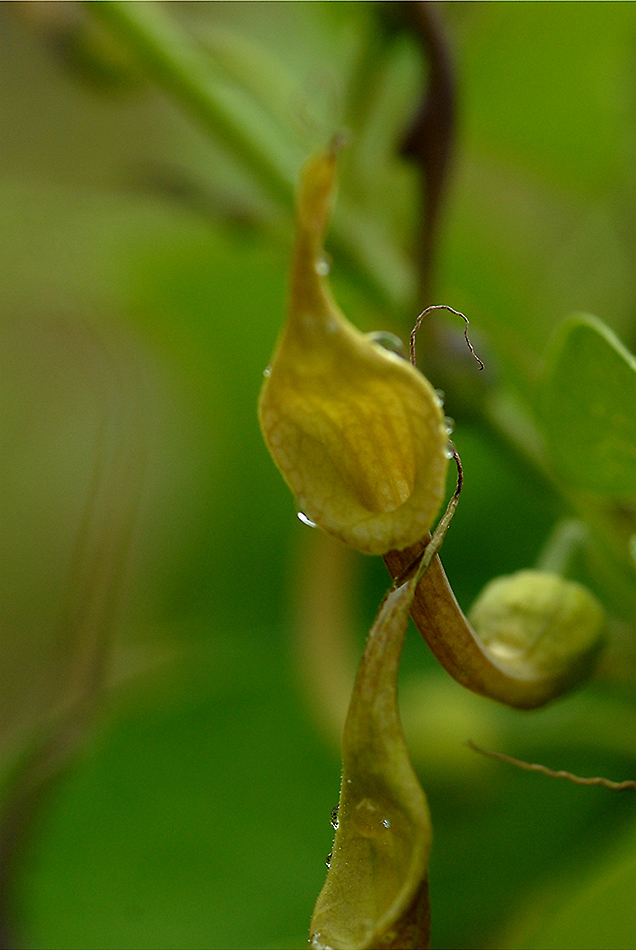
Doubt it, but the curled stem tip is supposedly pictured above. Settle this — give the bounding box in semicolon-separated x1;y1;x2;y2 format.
466;740;636;791
451;446;463;498
391;448;463;592
385;430;603;711
410;305;484;371
383;550;605;710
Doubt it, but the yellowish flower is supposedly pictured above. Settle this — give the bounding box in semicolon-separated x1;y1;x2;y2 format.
259;147;449;555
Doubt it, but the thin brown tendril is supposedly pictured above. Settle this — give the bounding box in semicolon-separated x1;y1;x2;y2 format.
451;447;463;498
391;449;463;590
410;305;484;371
466;740;636;791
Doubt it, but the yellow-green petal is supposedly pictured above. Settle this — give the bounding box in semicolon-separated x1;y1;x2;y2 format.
258;148;448;556
310;576;432;950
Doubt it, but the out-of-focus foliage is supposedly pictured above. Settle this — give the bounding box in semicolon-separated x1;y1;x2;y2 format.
1;3;636;949
542;315;636;501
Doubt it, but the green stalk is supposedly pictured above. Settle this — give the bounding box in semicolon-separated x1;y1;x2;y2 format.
89;1;414;310
92;0;298;206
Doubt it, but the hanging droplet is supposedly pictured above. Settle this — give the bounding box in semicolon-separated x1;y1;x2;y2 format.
445;444;456;460
325;851;332;868
444;416;455;435
352;796;384;838
365;331;407;359
330;805;339;830
315;256;331;276
263;365;272;378
297;511;318;528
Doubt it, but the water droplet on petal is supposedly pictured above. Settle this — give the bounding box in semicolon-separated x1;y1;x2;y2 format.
310;933;334;950
263;365;272;378
315;257;331;276
325;851;332;868
297;511;317;528
330;805;339;830
444;416;455;435
353;797;383;837
445;444;456;460
382;818;391;829
365;331;407;359
435;389;445;403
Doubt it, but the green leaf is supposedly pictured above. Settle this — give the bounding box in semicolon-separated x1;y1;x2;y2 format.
310;578;431;950
507;815;636;950
541;314;636;500
89;1;415;310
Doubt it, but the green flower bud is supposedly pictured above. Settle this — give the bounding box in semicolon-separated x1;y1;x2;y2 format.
468;570;605;680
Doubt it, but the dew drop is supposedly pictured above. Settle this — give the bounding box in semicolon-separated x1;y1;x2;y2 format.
311;933;335;950
330;805;339;830
263;365;272;378
365;330;407;359
445;444;456;460
444;416;455;435
325;851;332;868
353;797;382;837
435;388;445;403
315;257;331;276
382;818;391;829
297;511;317;528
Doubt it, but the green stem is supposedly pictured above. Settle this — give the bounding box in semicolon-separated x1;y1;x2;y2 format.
536;519;588;576
89;1;414;310
92;0;298;206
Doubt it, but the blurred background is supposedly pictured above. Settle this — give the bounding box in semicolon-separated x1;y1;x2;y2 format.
1;2;636;948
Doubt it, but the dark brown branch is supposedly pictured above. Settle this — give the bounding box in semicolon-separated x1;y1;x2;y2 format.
398;1;456;303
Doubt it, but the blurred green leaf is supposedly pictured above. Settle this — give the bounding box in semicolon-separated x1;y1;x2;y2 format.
18;632;339;950
91;0;415;310
507;815;636;950
541;314;636;500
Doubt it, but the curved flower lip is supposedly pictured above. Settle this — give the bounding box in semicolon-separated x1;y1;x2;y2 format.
310;575;431;950
259;147;449;556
